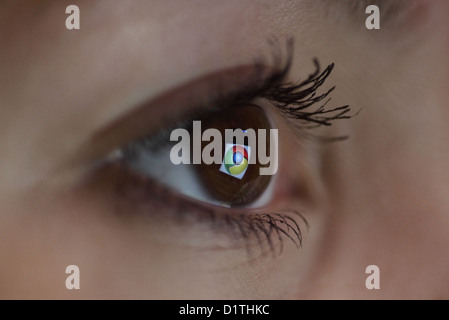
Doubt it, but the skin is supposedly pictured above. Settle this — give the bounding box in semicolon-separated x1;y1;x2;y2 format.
0;0;448;299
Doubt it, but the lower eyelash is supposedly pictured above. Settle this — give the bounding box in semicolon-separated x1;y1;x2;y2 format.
217;211;309;258
98;160;309;258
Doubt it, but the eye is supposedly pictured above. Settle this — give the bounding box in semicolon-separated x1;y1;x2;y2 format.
88;47;351;254
120;104;277;208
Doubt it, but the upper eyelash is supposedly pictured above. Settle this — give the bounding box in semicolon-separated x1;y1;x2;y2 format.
264;58;352;127
248;38;352;128
123;38;351;154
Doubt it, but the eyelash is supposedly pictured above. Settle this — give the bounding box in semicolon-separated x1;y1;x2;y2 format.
106;161;309;258
111;163;309;256
106;38;350;257
247;38;351;127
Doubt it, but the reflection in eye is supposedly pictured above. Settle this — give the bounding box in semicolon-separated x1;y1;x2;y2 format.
122;104;276;208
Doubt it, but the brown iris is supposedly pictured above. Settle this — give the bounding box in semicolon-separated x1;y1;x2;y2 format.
192;104;273;207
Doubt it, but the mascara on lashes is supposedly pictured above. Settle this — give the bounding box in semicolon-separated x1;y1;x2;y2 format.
107;38;351;256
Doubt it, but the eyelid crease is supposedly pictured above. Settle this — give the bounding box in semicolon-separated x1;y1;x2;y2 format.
78;38;295;165
85;38;352;172
120;40;353;159
80;63;287;169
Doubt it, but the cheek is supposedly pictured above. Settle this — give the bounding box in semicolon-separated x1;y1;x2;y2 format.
0;190;305;299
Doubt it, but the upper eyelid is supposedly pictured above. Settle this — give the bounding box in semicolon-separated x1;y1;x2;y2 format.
116;59;351;162
80;62;289;166
78;39;294;162
81;38;352;172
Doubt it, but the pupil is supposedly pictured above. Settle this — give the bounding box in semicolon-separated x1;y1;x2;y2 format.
233;152;243;165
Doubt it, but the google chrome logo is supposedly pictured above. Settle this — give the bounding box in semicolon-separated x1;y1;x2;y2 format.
219;144;251;179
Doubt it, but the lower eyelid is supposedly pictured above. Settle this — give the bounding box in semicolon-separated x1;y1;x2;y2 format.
86;159;308;258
